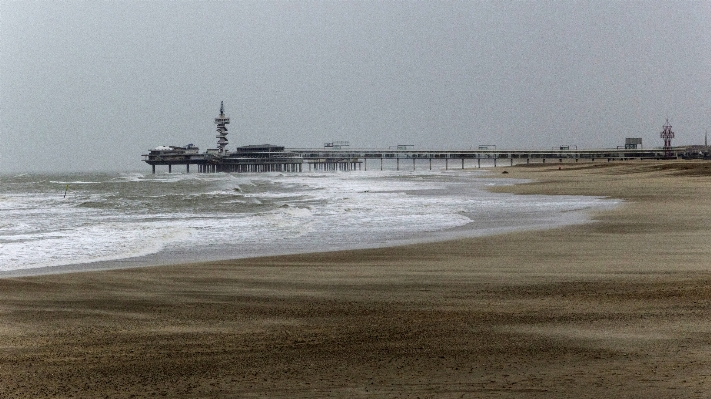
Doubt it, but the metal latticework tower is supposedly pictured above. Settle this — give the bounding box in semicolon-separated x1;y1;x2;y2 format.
215;101;230;153
660;119;675;158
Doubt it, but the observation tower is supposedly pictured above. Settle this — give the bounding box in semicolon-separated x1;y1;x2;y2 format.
660;119;675;158
215;101;230;153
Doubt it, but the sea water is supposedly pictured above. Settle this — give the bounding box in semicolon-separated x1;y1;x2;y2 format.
0;169;618;276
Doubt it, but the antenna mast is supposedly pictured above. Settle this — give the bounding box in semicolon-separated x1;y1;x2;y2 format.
660;118;675;159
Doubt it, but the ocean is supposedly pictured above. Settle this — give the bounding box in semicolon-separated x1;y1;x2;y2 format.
0;169;619;276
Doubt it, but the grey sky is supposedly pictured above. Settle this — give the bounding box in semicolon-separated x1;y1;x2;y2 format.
1;1;709;173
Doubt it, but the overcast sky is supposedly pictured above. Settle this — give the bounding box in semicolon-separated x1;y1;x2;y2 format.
2;1;710;173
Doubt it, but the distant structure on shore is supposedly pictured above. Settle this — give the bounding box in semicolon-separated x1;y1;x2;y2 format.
680;129;711;159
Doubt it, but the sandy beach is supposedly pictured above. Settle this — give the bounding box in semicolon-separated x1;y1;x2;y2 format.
1;160;711;398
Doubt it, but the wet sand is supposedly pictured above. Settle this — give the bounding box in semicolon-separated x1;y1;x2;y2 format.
1;160;711;398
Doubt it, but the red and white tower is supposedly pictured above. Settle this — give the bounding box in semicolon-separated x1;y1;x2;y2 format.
660;119;675;158
215;101;230;154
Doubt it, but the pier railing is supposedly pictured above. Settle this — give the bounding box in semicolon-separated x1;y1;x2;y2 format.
144;147;679;173
287;148;669;161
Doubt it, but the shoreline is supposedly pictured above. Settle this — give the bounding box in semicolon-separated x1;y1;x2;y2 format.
0;206;609;279
0;169;617;279
2;160;711;398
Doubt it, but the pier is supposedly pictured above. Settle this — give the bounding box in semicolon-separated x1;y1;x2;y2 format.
143;104;701;174
145;146;679;174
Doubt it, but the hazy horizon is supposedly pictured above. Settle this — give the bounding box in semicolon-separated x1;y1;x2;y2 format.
2;1;709;173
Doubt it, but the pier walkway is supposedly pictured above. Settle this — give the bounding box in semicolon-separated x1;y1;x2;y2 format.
144;147;676;174
289;147;671;171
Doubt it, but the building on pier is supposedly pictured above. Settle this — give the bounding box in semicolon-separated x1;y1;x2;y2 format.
216;144;303;173
143;103;303;174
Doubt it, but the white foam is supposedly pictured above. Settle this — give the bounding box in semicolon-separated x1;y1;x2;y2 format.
49;180;102;185
0;170;619;273
0;219;190;271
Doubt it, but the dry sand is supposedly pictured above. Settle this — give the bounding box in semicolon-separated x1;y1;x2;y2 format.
1;160;711;398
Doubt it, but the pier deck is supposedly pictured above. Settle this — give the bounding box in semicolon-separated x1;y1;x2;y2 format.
144;147;678;174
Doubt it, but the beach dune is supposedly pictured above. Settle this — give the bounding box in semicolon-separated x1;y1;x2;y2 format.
1;161;711;398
